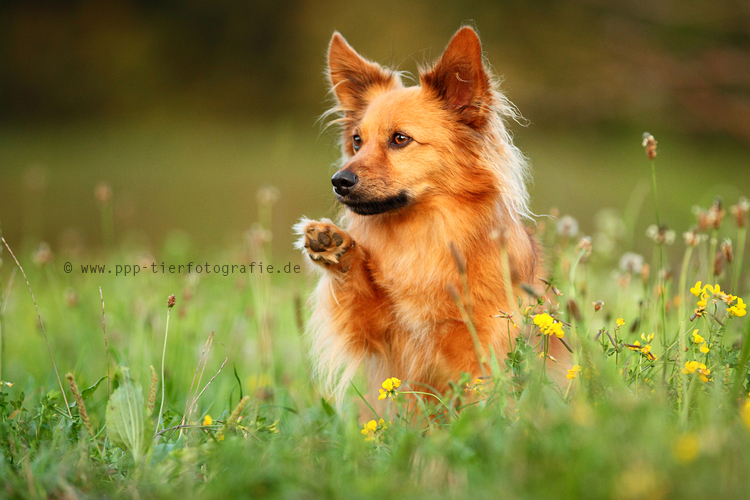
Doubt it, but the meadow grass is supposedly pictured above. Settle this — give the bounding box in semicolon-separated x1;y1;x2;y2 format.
1;143;750;499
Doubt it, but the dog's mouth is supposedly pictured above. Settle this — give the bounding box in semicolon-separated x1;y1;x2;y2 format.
336;191;411;215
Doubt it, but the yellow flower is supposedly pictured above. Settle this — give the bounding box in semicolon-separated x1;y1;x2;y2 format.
741;400;750;430
203;414;213;426
627;341;641;351
692;331;704;344
361;418;387;441
640;343;657;361
627;341;656;361
361;419;378;438
673;433;700;464
690;281;703;297
616;318;625;327
682;361;711;382
703;283;721;296
682;360;699;374
699;343;710;354
378;377;401;400
641;332;655;343
533;312;553;328
533;313;565;338
728;297;747;317
567;365;582;380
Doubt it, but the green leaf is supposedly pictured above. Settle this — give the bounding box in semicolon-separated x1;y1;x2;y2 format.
106;366;154;462
81;376;108;400
233;363;244;400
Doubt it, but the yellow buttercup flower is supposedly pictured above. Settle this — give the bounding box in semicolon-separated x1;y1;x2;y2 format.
361;419;378;439
703;283;721;296
682;361;699;374
627;341;642;351
682;361;711;382
533;313;564;338
533;312;553;328
567;365;582;380
378;377;401;400
741;400;750;430
203;414;213;426
728;297;747;318
673;433;700;464
361;418;387;441
640;343;657;361
692;331;704;344
626;341;656;361
616;318;625;327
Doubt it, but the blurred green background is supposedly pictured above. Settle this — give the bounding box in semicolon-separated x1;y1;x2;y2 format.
1;0;749;262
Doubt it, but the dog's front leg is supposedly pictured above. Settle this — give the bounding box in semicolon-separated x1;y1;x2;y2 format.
296;218;390;354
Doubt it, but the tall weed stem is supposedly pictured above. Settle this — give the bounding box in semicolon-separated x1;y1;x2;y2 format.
157;295;176;437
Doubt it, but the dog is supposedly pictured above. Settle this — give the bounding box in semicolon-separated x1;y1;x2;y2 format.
296;26;543;402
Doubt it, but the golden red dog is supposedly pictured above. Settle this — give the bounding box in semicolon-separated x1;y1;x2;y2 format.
296;26;542;400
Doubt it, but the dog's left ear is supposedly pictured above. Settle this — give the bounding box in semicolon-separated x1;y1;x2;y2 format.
328;33;400;118
421;27;492;127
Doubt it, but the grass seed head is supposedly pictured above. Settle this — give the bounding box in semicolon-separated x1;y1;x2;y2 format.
577;236;592;257
256;186;280;207
642;132;657;160
721;239;734;263
95;182;113;204
148;365;157;415
566;299;582;322
730;197;749;228
66;372;94;438
683;227;705;247
32;242;52;267
556;215;579;238
708;197;725;230
619;252;644;274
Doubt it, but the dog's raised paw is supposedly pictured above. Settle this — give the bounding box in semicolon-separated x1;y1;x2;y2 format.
294;218;354;269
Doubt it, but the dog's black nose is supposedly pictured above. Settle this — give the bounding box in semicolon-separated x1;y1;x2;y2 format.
331;170;358;196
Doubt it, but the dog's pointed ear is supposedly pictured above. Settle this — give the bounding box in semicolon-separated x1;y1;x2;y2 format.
421;27;492;127
328;32;399;116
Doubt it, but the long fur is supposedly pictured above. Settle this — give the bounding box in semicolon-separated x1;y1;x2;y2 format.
296;27;543;403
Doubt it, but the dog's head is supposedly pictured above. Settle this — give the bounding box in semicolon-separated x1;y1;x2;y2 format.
326;27;519;217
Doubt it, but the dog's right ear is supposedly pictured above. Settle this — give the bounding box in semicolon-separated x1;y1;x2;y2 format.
328;33;399;116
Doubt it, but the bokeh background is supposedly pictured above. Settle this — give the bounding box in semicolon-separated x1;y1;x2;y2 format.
1;0;749;263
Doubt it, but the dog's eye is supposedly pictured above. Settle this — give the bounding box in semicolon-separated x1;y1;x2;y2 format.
352;134;363;152
392;133;412;147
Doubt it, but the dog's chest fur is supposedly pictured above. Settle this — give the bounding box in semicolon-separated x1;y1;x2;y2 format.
347;212;487;330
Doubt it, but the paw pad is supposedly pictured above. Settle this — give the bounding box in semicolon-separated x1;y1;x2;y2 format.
296;219;353;267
